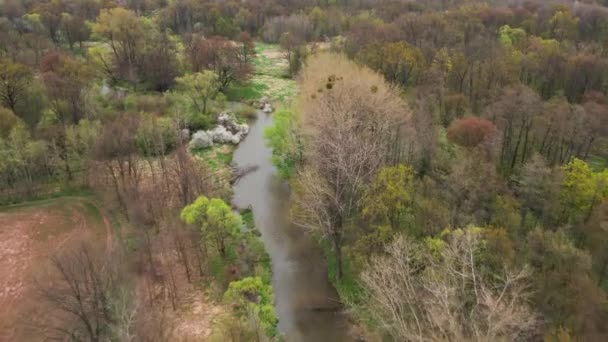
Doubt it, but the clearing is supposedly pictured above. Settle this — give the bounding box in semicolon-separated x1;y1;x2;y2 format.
0;196;109;341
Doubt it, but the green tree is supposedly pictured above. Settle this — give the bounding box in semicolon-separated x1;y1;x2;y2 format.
0;59;32;114
175;71;219;116
359;41;425;87
92;8;143;82
224;276;278;339
264;107;302;179
0;107;22;138
560;158;608;226
498;25;527;48
181;196;241;258
363;164;414;231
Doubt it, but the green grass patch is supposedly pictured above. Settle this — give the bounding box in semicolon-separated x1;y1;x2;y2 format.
0;186;95;211
192;145;235;171
226;82;268;102
81;200;103;223
319;238;367;306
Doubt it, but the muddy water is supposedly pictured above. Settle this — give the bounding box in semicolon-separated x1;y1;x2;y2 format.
232;111;352;341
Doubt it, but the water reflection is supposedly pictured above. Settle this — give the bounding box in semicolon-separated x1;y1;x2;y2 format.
232;112;352;342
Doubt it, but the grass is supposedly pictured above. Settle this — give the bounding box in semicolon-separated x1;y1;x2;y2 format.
192;145;235;171
0;186;94;211
0;195;108;242
226;42;296;103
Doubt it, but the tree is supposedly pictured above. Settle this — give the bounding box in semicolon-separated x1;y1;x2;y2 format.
185;35;250;91
138;30;181;91
293;53;408;279
224;277;278;340
526;228;608;339
236;31;256;64
584;200;608;287
262;14;313;43
61;13;89;50
358;41;425;87
0;107;22;138
549;9;579;41
362;164;414;232
0;58;32;114
280;32;306;77
517;154;561;227
175;71;219;116
40;51;94;125
485;84;542;175
181;196;241;259
40;244;137;342
560;158;608;227
92;8;143;83
36;0;64;45
447;116;497;149
361;229;537;341
264;107;302;179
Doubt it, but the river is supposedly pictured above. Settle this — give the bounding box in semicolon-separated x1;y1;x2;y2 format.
231;111;353;341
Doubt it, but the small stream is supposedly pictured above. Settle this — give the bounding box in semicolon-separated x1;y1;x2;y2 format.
232;111;353;341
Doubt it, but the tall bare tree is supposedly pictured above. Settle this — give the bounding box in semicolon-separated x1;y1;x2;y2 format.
293;53;409;279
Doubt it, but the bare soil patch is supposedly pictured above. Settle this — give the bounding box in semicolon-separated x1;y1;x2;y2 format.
0;197;107;341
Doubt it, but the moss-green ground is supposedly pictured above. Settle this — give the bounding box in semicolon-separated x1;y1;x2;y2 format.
226;43;296;103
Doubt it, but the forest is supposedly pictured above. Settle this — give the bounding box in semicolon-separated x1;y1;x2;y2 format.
1;0;608;341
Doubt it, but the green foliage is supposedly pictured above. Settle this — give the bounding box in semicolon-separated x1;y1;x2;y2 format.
225;82;268;102
175;71;220;116
358;42;425;87
560;158;608;224
363;164;414;232
135;115;176;156
526;228;607;335
0;107;23;138
181;196;241;259
224;276;278;338
499;25;527;47
264;107;302;179
0;58;33;115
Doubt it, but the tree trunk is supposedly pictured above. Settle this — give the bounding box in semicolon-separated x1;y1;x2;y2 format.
333;233;343;280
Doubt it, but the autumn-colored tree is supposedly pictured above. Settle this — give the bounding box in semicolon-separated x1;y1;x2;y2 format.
447;116;497;149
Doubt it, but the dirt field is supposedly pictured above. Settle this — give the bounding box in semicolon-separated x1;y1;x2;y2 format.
0;196;109;341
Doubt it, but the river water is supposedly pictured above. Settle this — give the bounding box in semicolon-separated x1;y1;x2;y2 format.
232;111;353;341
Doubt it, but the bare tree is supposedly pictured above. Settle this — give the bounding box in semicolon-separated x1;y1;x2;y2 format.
361;230;538;341
39;243;137;342
293;53;409;279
